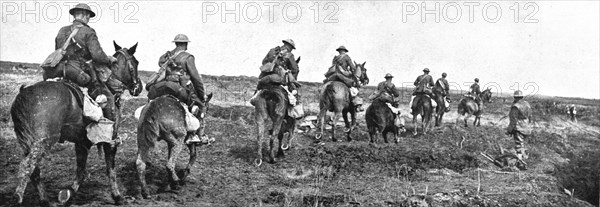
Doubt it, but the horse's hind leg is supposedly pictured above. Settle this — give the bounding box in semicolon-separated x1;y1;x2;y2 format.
412;115;419;136
255;115;266;166
102;143;123;204
331;112;341;142
276;132;285;158
181;141;197;183
15;141;47;205
136;144;151;199
315;109;326;140
269;116;285;163
165;135;184;191
59;142;91;204
346;111;356;141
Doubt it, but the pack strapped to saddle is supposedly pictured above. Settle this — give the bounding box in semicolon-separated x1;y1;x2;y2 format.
146;50;186;90
41;25;83;70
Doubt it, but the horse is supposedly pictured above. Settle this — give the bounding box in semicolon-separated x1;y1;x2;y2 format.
411;93;434;135
481;88;492;103
10;41;142;206
365;96;405;143
456;89;492;127
432;90;449;127
316;62;369;142
253;57;301;167
135;93;213;198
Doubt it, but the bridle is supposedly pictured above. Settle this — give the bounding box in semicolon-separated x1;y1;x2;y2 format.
114;48;140;91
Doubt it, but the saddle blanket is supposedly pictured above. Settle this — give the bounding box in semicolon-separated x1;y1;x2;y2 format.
134;101;200;132
409;95;437;108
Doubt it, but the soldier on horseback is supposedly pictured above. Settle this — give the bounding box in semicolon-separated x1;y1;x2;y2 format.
506;90;532;167
323;46;362;105
146;34;212;145
469;78;482;108
250;39;301;110
42;3;121;144
43;3;118;86
410;68;435;108
371;73;401;111
433;72;451;112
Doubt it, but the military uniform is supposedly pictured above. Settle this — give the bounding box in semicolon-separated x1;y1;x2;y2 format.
151;49;205;103
147;34;210;144
44;18;113;86
258;46;299;91
375;74;400;103
470;79;482;106
433;74;450;112
324;46;358;88
413;72;434;95
506;90;532;160
434;77;449;96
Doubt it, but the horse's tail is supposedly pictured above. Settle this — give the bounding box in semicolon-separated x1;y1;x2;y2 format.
11;91;37;154
137;103;159;150
457;99;467;115
320;83;335;111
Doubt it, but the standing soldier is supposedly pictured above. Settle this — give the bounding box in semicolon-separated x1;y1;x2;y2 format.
506;90;532;164
147;34;212;145
323;46;361;104
410;68;435;108
433;72;450;112
470;78;482;108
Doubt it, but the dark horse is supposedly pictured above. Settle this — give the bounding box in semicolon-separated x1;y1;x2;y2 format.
433;90;450;127
365;97;405;143
135;93;213;198
411;93;434;135
10;42;142;205
253;57;300;167
456;88;492;127
316;62;369;142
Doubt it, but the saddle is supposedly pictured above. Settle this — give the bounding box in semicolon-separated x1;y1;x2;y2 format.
60;80;85;108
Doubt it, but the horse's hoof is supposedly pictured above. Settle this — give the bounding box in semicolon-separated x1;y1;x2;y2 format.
39;200;50;207
170;182;180;191
276;150;285;158
281;144;290;150
112;194;124;206
315;133;322;140
58;189;72;205
254;159;262;167
13;193;23;206
141;190;150;199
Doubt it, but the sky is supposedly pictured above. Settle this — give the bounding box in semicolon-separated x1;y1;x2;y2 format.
1;1;599;99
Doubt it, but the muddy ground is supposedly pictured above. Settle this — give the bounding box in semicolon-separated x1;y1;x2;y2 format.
0;68;599;207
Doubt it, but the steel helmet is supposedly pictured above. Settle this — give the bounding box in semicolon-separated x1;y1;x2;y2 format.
336;46;348;52
513;90;524;97
172;34;191;43
474;78;479;82
423;68;430;72
282;39;296;49
69;3;96;18
384;73;394;79
442;72;447;77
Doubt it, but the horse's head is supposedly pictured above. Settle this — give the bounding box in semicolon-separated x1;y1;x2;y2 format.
354;61;369;85
481;88;493;103
112;41;143;96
